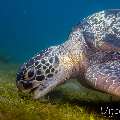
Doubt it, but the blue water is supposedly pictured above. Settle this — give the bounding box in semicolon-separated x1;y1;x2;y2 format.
0;0;120;63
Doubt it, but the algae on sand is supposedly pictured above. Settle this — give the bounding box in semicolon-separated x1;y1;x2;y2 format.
0;63;109;120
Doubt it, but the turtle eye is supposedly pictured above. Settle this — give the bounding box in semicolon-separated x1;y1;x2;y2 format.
25;68;36;80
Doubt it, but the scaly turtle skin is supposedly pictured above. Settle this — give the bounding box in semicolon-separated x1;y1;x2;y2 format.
16;9;120;99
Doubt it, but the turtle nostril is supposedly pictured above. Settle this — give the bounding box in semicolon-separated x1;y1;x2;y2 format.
16;73;21;81
16;72;24;81
16;64;26;81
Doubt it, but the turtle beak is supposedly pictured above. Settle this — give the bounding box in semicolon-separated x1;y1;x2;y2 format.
16;80;33;93
16;80;42;93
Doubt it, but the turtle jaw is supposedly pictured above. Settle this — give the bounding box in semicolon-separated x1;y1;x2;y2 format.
32;78;60;99
16;80;42;94
16;77;59;100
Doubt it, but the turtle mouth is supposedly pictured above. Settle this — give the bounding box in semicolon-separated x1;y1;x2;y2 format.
17;79;41;93
30;85;39;93
29;80;42;93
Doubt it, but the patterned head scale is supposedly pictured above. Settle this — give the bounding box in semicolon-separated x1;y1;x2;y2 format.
16;46;60;97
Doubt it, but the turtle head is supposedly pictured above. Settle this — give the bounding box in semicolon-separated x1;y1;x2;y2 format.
16;46;72;99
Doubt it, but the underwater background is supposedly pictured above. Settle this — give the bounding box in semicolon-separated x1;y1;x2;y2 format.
0;0;120;120
0;0;120;63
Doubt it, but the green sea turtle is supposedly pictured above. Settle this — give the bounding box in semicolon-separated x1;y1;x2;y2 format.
16;9;120;99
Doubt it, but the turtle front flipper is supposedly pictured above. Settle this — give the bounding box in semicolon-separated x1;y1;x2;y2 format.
85;60;120;97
